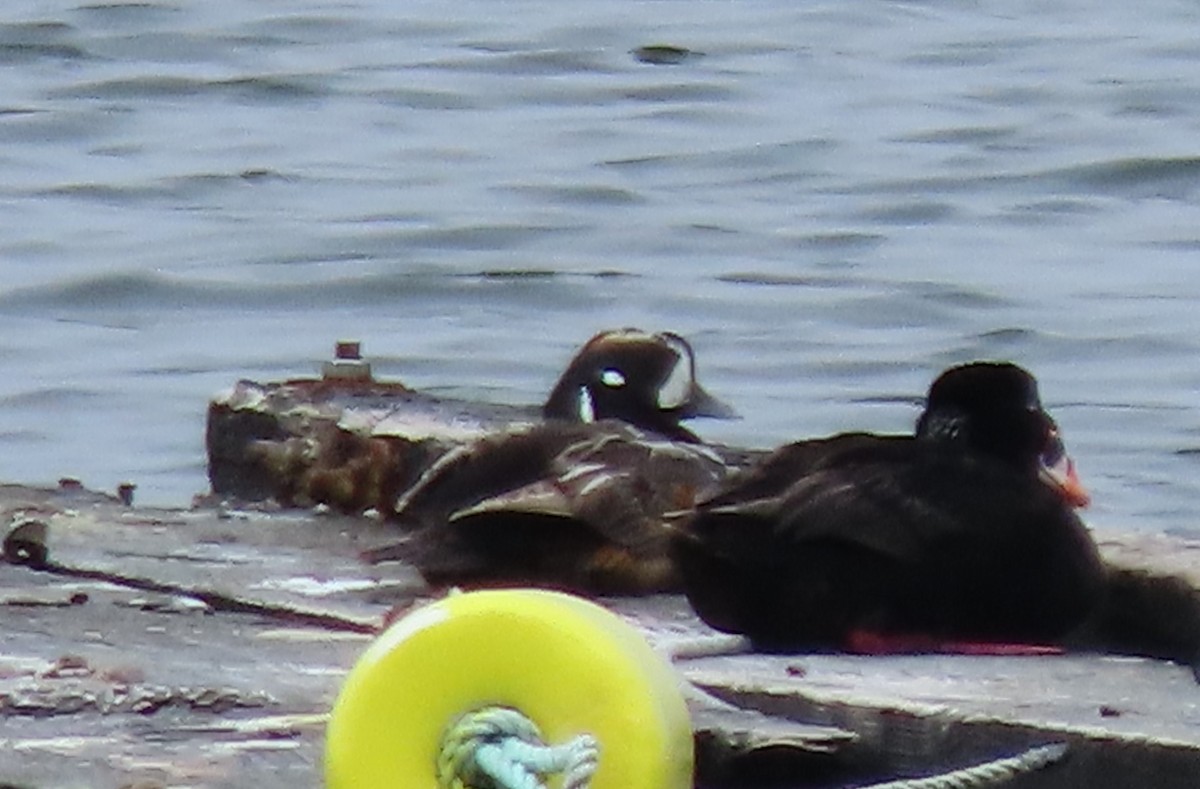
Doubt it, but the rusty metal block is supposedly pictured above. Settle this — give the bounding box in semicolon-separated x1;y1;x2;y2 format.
205;344;538;513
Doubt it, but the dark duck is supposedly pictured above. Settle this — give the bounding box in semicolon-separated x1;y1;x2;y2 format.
363;329;741;594
672;361;1200;672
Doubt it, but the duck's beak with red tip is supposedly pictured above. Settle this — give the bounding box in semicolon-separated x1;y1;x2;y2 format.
1038;429;1090;508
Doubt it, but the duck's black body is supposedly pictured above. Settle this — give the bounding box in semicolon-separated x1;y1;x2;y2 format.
675;431;1105;650
673;362;1112;652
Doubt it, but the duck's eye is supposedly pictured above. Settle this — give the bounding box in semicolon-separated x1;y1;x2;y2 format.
577;386;596;422
600;368;626;388
1041;428;1065;466
922;411;965;443
657;356;692;410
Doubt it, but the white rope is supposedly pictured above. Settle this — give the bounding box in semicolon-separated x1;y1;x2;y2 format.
437;706;599;789
860;743;1069;788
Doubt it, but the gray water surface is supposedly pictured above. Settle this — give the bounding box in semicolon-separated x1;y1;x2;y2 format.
3;0;1200;539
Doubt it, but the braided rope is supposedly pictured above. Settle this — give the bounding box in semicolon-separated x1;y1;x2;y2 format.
437;706;599;789
860;743;1069;789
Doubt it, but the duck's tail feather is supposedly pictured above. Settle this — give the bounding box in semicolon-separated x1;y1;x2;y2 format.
1067;566;1200;680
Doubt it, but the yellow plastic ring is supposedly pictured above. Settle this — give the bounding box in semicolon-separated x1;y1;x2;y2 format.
325;589;693;789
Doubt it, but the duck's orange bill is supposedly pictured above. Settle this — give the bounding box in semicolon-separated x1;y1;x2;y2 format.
1039;452;1090;509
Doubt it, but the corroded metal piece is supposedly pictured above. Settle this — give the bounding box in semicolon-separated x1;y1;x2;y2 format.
3;519;49;568
205;373;538;514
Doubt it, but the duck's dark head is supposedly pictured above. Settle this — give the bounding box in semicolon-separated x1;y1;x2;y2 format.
916;361;1089;507
542;329;737;441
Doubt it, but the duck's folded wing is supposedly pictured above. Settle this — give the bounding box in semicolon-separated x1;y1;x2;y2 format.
392;422;601;526
696;433;903;508
433;431;729;549
685;458;964;568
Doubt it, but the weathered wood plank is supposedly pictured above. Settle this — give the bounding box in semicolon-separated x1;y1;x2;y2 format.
0;484;850;788
5;482;1200;787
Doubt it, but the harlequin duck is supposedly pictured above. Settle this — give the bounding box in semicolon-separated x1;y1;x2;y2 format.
672;362;1150;653
361;329;743;593
542;329;736;442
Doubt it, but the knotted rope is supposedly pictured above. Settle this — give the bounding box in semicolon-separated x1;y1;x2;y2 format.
437;706;599;789
861;742;1069;788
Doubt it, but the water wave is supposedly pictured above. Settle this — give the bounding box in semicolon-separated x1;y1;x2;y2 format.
0;269;632;314
0;22;89;63
55;74;332;101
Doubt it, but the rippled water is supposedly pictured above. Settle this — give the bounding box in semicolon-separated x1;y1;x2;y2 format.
2;0;1200;538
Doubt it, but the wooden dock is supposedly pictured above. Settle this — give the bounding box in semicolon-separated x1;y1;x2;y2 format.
2;482;1199;787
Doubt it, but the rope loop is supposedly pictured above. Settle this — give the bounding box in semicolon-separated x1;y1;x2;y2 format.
862;742;1069;789
437;706;599;789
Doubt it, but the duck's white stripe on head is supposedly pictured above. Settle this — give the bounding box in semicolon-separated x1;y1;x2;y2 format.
577;386;596;422
603;328;654;344
657;354;693;410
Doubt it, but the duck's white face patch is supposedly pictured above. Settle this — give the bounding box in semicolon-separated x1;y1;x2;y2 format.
600;368;626;388
577;386;596;423
657;354;693;410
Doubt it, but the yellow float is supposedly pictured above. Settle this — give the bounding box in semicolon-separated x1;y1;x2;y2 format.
325;588;693;789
